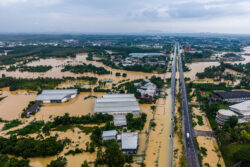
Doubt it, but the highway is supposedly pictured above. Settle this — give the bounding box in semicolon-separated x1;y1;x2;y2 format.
177;44;200;167
169;43;177;167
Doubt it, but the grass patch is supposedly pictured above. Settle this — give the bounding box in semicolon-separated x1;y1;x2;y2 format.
221;143;250;167
196;115;204;126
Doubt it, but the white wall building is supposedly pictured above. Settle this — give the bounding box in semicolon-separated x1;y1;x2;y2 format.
36;89;78;103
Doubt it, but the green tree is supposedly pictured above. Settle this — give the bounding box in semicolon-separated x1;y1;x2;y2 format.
104;140;125;167
228;116;238;128
47;157;67;167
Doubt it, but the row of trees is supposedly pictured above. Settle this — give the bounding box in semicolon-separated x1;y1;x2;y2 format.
7;65;52;72
0;76;98;91
42;113;113;133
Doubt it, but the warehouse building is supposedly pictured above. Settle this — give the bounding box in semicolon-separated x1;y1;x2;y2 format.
121;132;139;154
216;100;250;125
36;89;78;103
93;94;140;115
102;130;117;141
212;91;250;103
129;53;165;58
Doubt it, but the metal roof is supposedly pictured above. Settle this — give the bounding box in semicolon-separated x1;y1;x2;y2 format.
121;132;138;150
114;114;127;127
218;109;238;117
213;91;250;99
42;89;78;95
102;130;117;137
36;89;78;101
102;94;135;98
96;98;136;103
94;94;140;115
230;100;250;116
129;53;165;58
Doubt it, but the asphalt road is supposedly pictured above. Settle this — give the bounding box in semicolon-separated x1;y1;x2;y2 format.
178;44;200;167
169;44;177;167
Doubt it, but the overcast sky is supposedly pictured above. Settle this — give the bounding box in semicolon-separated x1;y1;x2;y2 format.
0;0;250;34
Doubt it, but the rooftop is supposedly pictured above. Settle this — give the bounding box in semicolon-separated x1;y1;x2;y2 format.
129;53;165;58
213;91;250;99
113;114;127;127
36;89;78;101
94;94;140;115
230;100;250;116
121;132;138;150
218;109;238;117
102;130;118;137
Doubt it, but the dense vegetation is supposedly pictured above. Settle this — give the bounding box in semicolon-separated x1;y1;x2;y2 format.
7;65;52;72
123;64;167;73
61;63;111;75
126;113;147;131
0;136;64;158
42;113;113;133
0;154;30;167
150;75;165;89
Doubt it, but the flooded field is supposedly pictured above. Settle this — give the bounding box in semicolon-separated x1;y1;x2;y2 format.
184;62;220;80
0;88;36;120
0;54;154;82
29;128;96;167
33;92;104;122
197;136;225;167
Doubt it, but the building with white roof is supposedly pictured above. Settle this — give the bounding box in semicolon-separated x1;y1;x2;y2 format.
121;132;139;153
129;53;165;58
113;114;127;128
216;100;250;125
102;130;117;141
94;94;140;115
36;89;78;103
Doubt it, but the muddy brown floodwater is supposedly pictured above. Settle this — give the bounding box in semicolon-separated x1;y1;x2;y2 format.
0;88;36;120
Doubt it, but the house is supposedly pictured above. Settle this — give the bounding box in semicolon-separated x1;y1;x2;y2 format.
102;130;118;141
216;100;250;125
121;132;139;154
36;89;78;103
113;114;127;128
212;91;250;103
94;94;140;115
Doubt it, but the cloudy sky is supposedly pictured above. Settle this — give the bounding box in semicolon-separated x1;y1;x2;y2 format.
0;0;250;34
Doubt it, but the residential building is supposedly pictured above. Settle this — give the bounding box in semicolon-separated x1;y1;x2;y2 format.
121;132;139;154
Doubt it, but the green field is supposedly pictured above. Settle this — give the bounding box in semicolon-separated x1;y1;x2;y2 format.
221;143;250;167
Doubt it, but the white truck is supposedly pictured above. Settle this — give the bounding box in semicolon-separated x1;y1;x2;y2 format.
186;132;190;139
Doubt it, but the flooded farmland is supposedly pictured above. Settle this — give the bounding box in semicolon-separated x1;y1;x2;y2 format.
0;88;36;120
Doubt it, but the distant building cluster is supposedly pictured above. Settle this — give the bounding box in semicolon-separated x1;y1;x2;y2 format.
216;100;250;125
